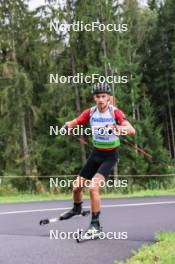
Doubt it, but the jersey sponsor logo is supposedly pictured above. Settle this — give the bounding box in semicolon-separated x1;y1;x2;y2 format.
91;117;114;123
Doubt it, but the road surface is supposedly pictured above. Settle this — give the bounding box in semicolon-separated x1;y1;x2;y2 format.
0;196;175;264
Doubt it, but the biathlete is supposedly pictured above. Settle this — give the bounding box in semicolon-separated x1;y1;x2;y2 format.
59;82;135;236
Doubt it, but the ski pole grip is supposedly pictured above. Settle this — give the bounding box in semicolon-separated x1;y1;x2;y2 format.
60;124;68;134
63;124;68;130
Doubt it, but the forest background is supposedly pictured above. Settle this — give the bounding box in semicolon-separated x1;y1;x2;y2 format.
0;0;175;196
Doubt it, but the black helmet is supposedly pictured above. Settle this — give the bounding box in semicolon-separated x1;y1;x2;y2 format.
91;82;112;95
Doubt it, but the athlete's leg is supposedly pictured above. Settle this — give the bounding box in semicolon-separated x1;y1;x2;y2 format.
84;173;104;232
60;149;100;221
84;150;118;234
73;175;86;203
89;173;105;213
87;153;117;228
74;149;100;210
59;176;86;220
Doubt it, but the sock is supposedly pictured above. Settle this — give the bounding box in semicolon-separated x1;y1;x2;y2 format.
91;212;100;226
73;202;82;213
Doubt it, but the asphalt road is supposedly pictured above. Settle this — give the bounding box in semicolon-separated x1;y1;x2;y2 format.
0;196;175;264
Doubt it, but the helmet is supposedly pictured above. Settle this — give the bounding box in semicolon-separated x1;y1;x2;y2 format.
91;82;112;95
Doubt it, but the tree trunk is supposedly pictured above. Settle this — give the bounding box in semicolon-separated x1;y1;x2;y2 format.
11;8;31;176
136;105;140;121
99;1;108;76
167;88;175;158
70;51;86;164
165;114;171;156
21;112;31;176
65;0;86;164
99;1;119;179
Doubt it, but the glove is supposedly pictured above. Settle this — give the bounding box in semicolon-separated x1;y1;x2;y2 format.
60;124;68;135
105;124;116;135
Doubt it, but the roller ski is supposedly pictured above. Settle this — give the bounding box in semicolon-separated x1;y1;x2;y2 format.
39;202;90;225
76;223;103;243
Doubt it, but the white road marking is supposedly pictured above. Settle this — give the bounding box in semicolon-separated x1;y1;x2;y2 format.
0;201;175;215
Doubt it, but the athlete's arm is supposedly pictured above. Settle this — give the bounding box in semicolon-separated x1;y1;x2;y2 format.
64;109;90;129
114;108;136;136
116;120;136;136
65;119;78;129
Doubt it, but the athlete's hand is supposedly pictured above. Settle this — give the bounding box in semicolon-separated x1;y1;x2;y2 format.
105;124;116;135
115;125;127;136
60;124;68;134
105;124;126;136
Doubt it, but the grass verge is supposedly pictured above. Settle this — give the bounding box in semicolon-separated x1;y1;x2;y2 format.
0;188;175;203
114;232;175;264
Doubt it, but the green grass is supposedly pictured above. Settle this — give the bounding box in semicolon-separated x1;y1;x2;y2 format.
0;188;175;203
114;232;175;264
